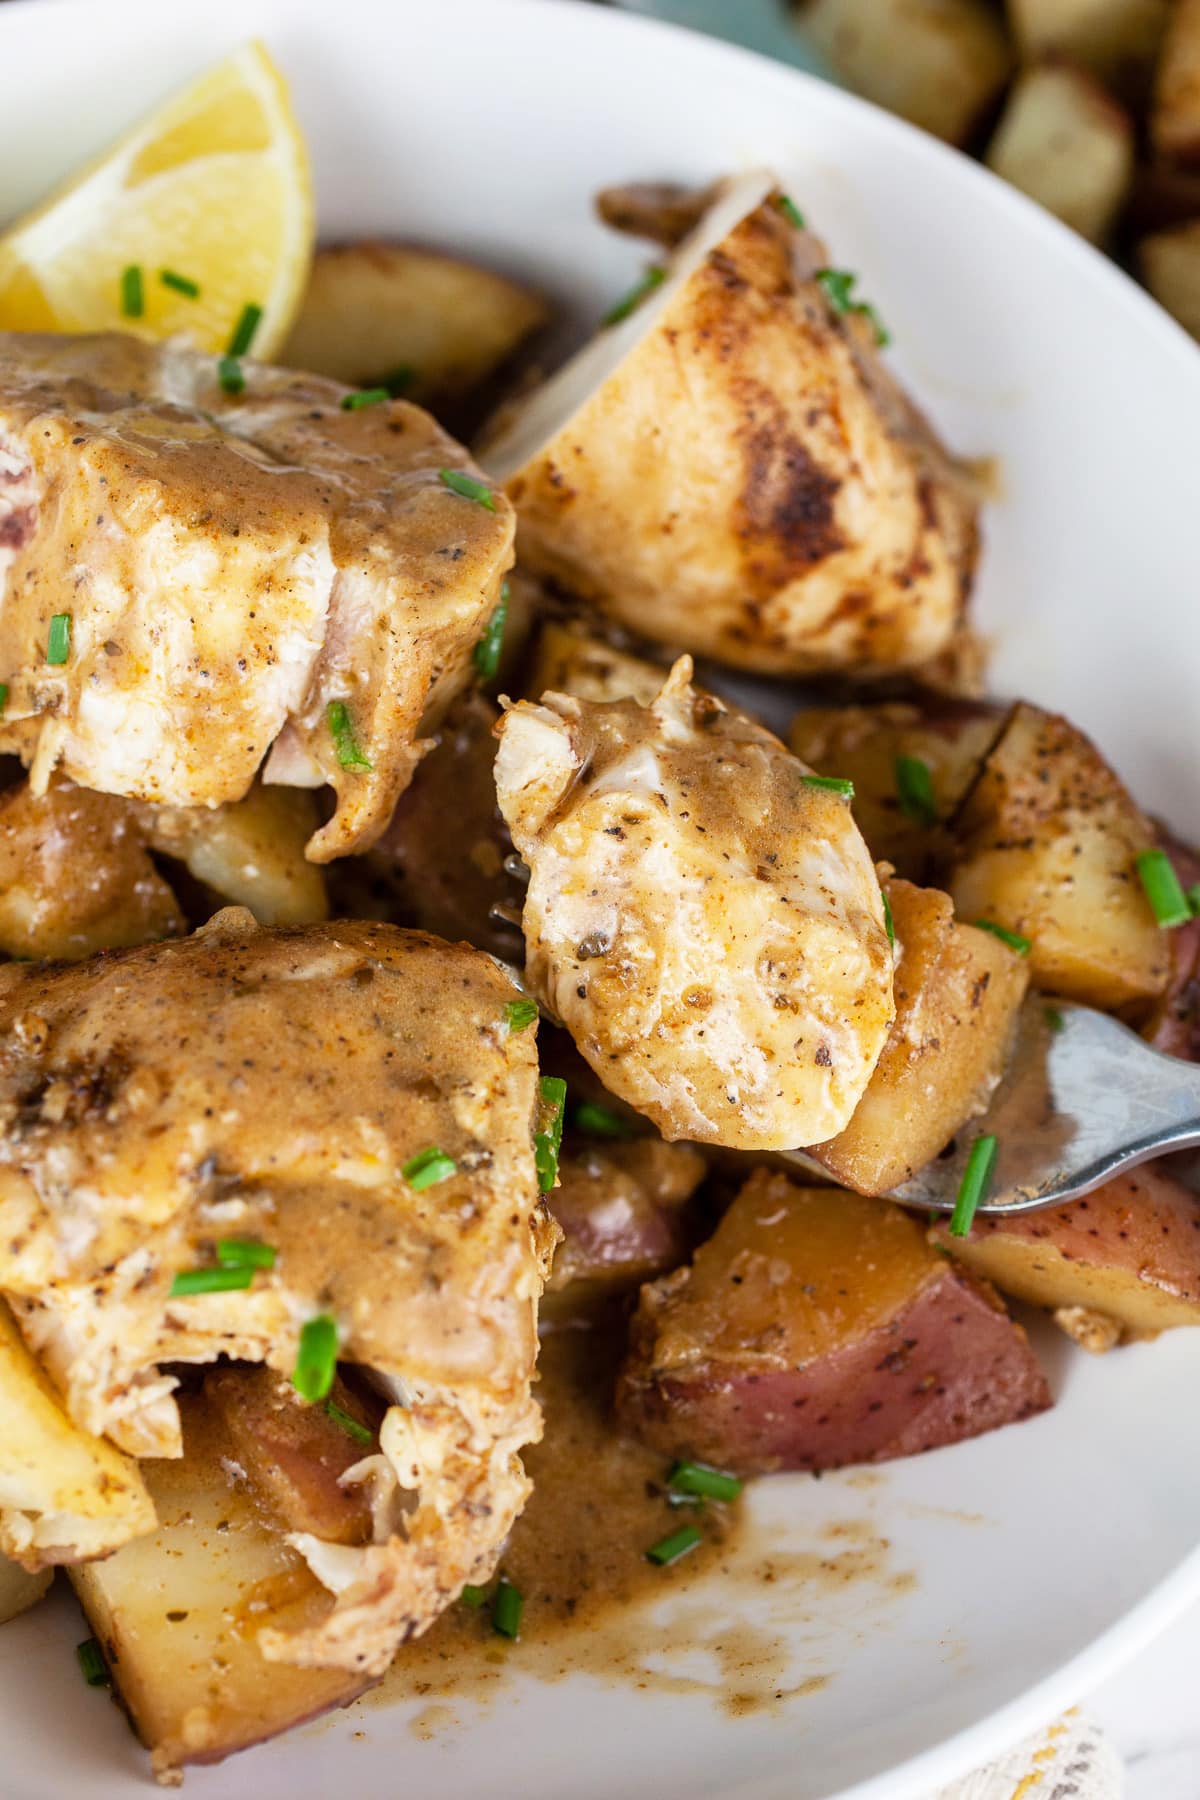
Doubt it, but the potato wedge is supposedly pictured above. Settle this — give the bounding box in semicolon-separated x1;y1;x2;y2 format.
0;779;182;961
617;1171;1050;1473
1140;219;1200;338
947;702;1167;1010
280;242;547;404
143;782;329;926
1007;0;1168;93
931;1164;1200;1340
70;1392;373;1780
0;1558;51;1625
789;700;1001;881
1153;0;1200;164
0;1299;155;1570
526;619;669;708
985;64;1133;244
801;0;1013;144
810;879;1028;1194
545;1137;705;1302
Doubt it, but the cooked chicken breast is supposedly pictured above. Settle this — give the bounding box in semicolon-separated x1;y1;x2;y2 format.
495;660;894;1149
0;909;555;1673
0;332;513;861
484;172;978;676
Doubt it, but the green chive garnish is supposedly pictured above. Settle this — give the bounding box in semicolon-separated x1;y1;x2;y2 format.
77;1638;109;1687
881;888;894;948
228;302;263;358
1188;884;1200;918
439;468;497;510
857;302;890;347
325;1400;372;1446
472;582;509;680
1136;848;1192;928
534;1076;566;1193
492;1575;523;1638
646;1525;703;1566
460;1583;488;1608
218;354;245;395
327;699;373;772
894;754;937;826
160;269;200;299
972;919;1031;956
815;268;888;344
46;613;71;667
120;265;144;319
170;1264;255;1297
293;1314;339;1402
402;1146;457;1190
668;1461;742;1503
775;194;805;229
216;1239;276;1270
1044;1005;1065;1033
0;684;10;716
602;265;666;327
383;364;416;396
573;1100;633;1138
949;1134;998;1237
503;998;539;1034
802;773;855;798
341;387;390;411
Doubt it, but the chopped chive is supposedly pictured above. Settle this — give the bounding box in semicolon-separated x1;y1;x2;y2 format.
602;265;665;327
802;773;855;799
216;1239;276;1270
76;1638;109;1687
170;1264;255;1297
45;613;71;667
327;699;373;772
668;1461;742;1503
503;998;539;1034
439;467;497;511
972;918;1031;956
1136;848;1192;928
326;1400;372;1446
775;193;805;229
492;1575;523;1638
382;364;416;396
815;268;888;344
460;1583;488;1608
341;387;390;411
573;1100;634;1139
1043;1005;1064;1033
949;1133;997;1237
534;1075;567;1193
1188;884;1200;918
160;269;200;299
881;888;894;948
0;683;9;716
402;1146;457;1189
855;301;890;347
293;1314;339;1402
646;1524;703;1566
472;582;509;680
228;301;263;358
894;754;937;826
218;354;245;395
120;264;143;319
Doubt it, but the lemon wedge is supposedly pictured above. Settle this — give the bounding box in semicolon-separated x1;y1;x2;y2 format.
0;41;313;359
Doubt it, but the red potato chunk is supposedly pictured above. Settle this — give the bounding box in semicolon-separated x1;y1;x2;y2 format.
545;1137;706;1304
616;1171;1050;1474
931;1163;1200;1342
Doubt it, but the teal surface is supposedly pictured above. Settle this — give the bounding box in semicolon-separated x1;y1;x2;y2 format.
614;0;830;76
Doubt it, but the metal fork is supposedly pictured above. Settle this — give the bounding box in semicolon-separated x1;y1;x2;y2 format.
874;997;1200;1216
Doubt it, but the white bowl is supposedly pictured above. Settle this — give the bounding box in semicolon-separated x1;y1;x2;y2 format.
1;2;1199;1796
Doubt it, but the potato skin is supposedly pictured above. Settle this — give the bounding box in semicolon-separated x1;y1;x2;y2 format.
545;1137;705;1304
493;186;979;677
616;1172;1050;1473
931;1164;1200;1338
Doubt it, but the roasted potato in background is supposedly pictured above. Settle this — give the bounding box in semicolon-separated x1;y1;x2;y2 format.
525;619;669;708
1152;0;1200;164
947;702;1166;1010
71;1393;372;1780
0;1557;51;1626
1007;0;1168;95
985;64;1134;243
931;1163;1200;1342
801;0;1013;144
1144;834;1200;1059
617;1171;1051;1473
811;878;1028;1194
0;780;182;961
789;700;1001;881
545;1137;706;1304
144;782;328;927
0;1299;155;1570
280;242;547;405
485;172;980;679
1139;219;1200;338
